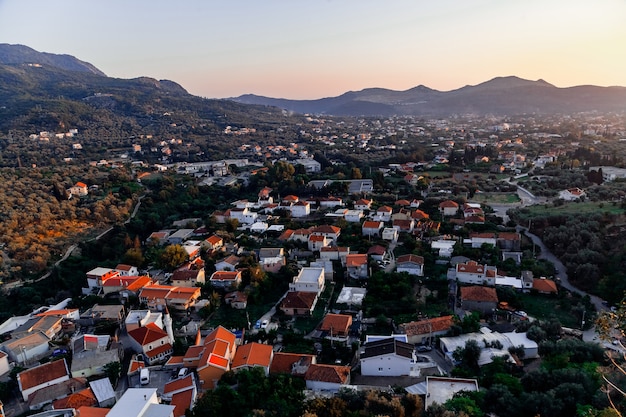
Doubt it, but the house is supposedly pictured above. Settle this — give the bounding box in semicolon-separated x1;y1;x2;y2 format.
196;326;237;390
28;377;89;411
521;270;534;292
310;225;341;242
280;291;319;316
468;233;497;248
320;246;350;265
12;315;63;340
382;227;399;242
290;201;311;218
171;269;205;287
89;377;117;408
80;304;125;325
460;286;498;314
559;187;586;200
362;220;384;237
52;386;97;410
231;342;274;375
319;314;352;342
18;359;71;401
107;388;175;417
439;200;459;216
270;352;317;377
411;209;430;221
399;316;454;345
167;229;194;245
395;254;425;276
305;364;351;392
115;264;139;276
215;255;241;271
360;338;418;376
202;235;224;252
367;245;387;262
354;199;372;211
182;244;201;260
210;270;243;290
85;267;120;289
125;310;163;332
344;209;364;223
68;182;89;197
423;377;479;410
308;234;330;251
138;285;172;311
257;186;274;205
258;248;286;273
532;277;558;295
391;208;412;221
224;291;248;309
101;275;152;295
165;287;202;311
346;254;368;279
497;232;522;251
374;205;393;222
0;351;9;377
455;260;496;286
1;332;51;364
431;239;456;258
162;374;197;417
71;334;121;379
147;231;170;245
127;323;173;365
228;207;258;224
290;267;325;294
289;228;312;243
392;219;415;233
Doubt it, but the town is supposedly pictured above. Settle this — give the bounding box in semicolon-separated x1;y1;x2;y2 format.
1;109;626;417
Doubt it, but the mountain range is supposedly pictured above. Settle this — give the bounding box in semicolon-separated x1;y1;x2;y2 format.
232;76;626;116
1;43;625;118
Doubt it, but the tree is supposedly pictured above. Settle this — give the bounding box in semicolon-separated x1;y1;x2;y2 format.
103;361;121;387
453;339;481;372
159;244;189;271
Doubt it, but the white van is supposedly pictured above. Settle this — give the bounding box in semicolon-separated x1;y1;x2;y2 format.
140;368;150;385
178;367;188;378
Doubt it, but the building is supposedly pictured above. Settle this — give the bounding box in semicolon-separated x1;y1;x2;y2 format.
346;254;368;279
127;323;173;365
231;342;274;376
395;254;425;276
107;388;175;417
399;315;455;345
439;200;459;216
460;286;498;314
196;326;237;390
532;277;558;294
280;291;319;316
455;260;496;286
270;352;317;377
381;227;399;242
362;221;384;237
305;364;351;392
289;268;325;294
17;359;71;401
258;248;286;273
318;314;352;342
171;269;205;287
360;338;418;377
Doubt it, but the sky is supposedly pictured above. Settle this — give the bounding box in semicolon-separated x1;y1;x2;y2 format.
1;0;626;99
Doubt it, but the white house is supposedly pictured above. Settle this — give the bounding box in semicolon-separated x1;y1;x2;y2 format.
455;260;496;286
308;234;330;251
360;338;418;377
382;227;399;242
18;359;71;401
305;364;351;392
344;209;364;223
290;268;325;294
290;201;311;218
362;221;384;237
396;254;425;276
559;187;586;201
431;240;456;258
229;207;258;224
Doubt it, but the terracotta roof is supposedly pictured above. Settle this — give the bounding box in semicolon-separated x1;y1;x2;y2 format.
210;271;242;282
146;343;173;359
320;246;349;253
269;352;316;375
76;406;110;417
533;278;558;293
355;199;372;206
52;387;96;409
319;314;352;335
377;205;393;213
171;388;194;417
184;345;205;361
128;360;145;374
395;199;411;206
128;323;168;346
497;232;521;241
172;270;201;282
35;308;78;317
281;291;318;310
411;209;430;220
18;359;69;391
311;225;341;235
305;364;350;384
399;315;454;336
392;219;414;229
164;374;195;395
283;195;299;202
362;221;382;229
469;232;496;239
278;229;294;241
232;342;273;369
346;254;368;267
204;325;236;347
309;234;327;242
165;287;201;300
457;261;485;274
460;286;498;302
206;235;223;245
219;255;241;266
75;182;88;188
165;356;185;366
139;285;172;300
439;200;459;208
367;245;386;256
396;254;424;265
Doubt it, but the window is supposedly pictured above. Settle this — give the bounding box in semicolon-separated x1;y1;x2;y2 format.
378;367;383;372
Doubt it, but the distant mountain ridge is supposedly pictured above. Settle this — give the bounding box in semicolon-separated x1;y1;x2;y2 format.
232;76;626;116
0;43;106;76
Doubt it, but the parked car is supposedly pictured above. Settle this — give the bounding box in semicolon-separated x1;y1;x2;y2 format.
261;320;269;329
417;345;432;353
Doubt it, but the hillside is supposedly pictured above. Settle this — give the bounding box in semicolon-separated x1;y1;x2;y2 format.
232;76;626;116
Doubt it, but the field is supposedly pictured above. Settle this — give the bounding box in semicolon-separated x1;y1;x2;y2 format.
470;192;521;204
520;201;624;217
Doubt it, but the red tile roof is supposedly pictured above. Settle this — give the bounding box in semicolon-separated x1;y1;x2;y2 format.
457;261;485;274
346;254;367;267
128;323;168;346
533;278;558;293
164;374;195;395
362;221;382;229
146;343;173;359
281;291;318;310
396;254;424;265
231;343;273;369
18;359;69;391
171;388;194;417
269;352;316;375
52;387;96;409
460;286;498;302
210;271;242;282
399;316;454;336
76;406;110;417
319;314;352;336
439;200;459;208
311;225;341;235
305;364;350;384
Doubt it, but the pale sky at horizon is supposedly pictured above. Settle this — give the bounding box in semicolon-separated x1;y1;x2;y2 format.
1;0;625;99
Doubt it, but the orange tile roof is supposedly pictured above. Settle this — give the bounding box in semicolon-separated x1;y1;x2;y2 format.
469;232;496;239
533;278;558;293
52;387;96;409
269;352;316;375
146;343;173;359
206;235;223;245
166;356;185;366
183;345;205;360
457;261;485;274
128;360;145;374
164;374;195;395
439;200;459;208
35;308;78;317
165;287;201;301
232;342;273;369
171;388;194;417
210;271;242;282
399;315;454;336
205;325;237;347
128;323;168;346
309;234;327;242
460;286;498;303
362;221;382;229
411;209;430;220
311;225;341;235
139;285;172;299
18;359;69;391
396;254;424;265
497;232;521;241
377;205;393;213
76;406;110;417
346;254;367;267
305;364;350;384
319;314;352;335
281;291;318;310
395;199;411;206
